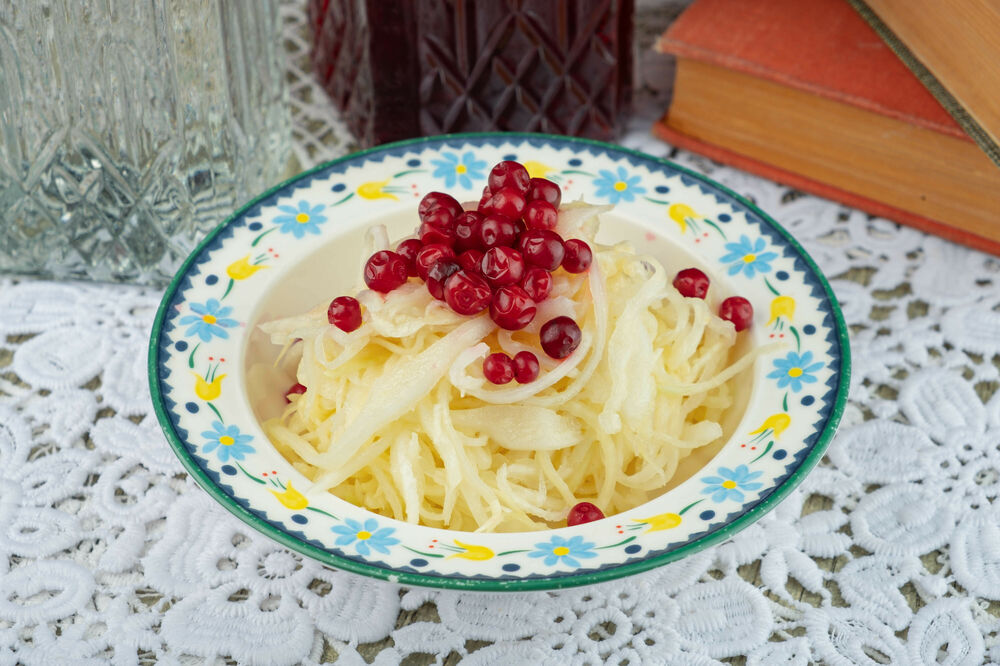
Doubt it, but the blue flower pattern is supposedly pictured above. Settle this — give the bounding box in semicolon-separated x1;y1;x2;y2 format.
331;518;400;556
201;421;255;462
274;201;328;238
720;235;778;278
768;351;824;392
593;166;646;204
701;465;764;502
528;535;598;568
431;151;487;189
180;299;238;342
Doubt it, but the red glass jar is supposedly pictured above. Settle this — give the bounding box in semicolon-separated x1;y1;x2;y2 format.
309;0;634;146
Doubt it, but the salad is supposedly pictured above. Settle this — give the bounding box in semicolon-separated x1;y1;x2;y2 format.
260;160;756;532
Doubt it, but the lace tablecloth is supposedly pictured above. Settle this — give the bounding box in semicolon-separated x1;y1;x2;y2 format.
4;3;1000;665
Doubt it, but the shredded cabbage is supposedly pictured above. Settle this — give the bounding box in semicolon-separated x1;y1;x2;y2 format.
260;204;756;532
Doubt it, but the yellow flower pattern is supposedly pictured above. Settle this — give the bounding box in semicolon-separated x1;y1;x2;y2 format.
749;413;792;440
192;370;225;401
668;203;698;234
635;512;683;533
227;255;268;281
357;179;400;201
270;480;309;510
768;295;796;326
522;160;555;178
449;540;495;561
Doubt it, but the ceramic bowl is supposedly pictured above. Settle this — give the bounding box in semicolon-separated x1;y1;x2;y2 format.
149;133;850;590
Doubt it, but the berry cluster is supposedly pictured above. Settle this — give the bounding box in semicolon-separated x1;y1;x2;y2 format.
345;160;591;384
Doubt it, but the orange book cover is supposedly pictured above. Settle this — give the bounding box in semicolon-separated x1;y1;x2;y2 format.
657;0;965;139
653;0;1000;254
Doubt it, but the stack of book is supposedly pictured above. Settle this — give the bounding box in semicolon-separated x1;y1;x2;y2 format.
655;0;1000;253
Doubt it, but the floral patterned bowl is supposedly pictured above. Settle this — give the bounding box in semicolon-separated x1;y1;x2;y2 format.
149;133;850;591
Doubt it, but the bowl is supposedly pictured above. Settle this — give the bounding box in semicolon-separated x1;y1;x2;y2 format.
148;133;850;591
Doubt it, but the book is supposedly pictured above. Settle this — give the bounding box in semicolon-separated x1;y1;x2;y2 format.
654;0;1000;255
850;0;1000;168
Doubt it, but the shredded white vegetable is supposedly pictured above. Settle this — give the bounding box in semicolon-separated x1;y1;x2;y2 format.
260;204;755;532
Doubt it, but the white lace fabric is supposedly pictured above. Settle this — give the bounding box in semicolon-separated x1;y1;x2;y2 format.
3;3;1000;665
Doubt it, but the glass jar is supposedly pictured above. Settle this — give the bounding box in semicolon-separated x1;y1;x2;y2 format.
308;0;634;147
0;1;290;285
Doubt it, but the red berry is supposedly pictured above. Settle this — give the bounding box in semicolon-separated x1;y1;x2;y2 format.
482;187;527;219
489;285;536;330
520;267;553;301
444;270;492;315
327;296;362;332
567;501;604;526
457;249;485;272
539;316;581;359
396;238;423;277
480;246;526;287
488;161;530;194
523;200;559;230
719;296;754;331
454;211;484;251
364;250;409;293
561;239;593;273
414;243;456;281
419;221;455;246
421;205;457;232
479;214;519;249
284;382;307;403
518;229;565;271
673;267;710;299
483;352;515;385
527;177;562;208
426;260;461;300
419;191;463;220
477;185;493;212
513;351;540;383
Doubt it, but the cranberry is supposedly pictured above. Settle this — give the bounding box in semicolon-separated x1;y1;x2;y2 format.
520;267;552;301
513;351;540;383
457;249;485;272
561;239;593;273
482;186;527;219
489;285;536;330
477;185;493;212
444;270;492;315
523;200;558;230
488;160;530;193
527;177;562;208
673;267;710;299
518;229;565;271
414;243;456;281
421;205;457;232
426;260;461;300
480;246;526;287
719;296;754;331
483;352;515;385
479;214;519;249
396;238;423;277
454;211;483;251
419;191;463;220
284;382;307;403
567;501;604;526
540;316;582;359
327;296;362;332
419;221;455;246
364;250;409;293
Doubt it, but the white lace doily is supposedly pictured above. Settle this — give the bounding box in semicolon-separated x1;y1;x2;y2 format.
4;2;1000;665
